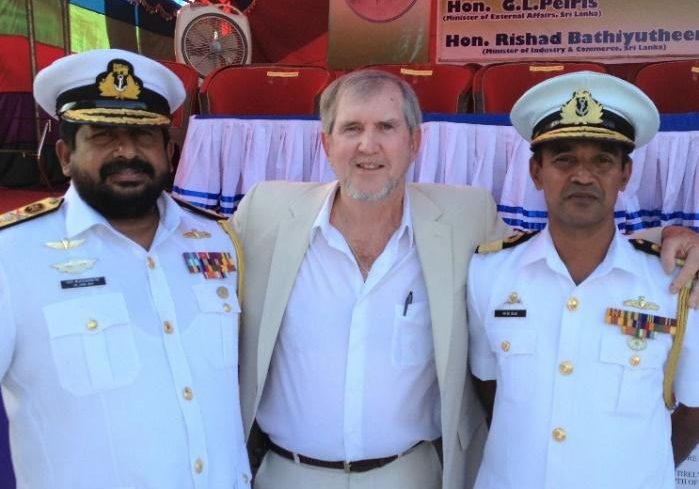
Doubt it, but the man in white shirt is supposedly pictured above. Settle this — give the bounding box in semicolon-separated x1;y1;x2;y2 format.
468;71;699;489
0;49;251;489
233;69;506;489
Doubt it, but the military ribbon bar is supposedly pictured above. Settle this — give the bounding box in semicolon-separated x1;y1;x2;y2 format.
183;252;236;279
604;307;677;338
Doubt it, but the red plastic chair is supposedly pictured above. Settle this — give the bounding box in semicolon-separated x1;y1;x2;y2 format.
633;60;699;113
157;60;200;169
199;65;333;115
473;62;608;113
605;62;647;82
157;60;199;130
367;64;476;113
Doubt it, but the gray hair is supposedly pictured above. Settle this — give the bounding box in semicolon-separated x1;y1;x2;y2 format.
319;69;422;135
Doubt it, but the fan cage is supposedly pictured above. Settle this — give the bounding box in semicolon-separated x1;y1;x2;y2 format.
180;13;249;77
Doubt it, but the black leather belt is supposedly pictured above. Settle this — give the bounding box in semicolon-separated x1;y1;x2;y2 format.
268;439;432;473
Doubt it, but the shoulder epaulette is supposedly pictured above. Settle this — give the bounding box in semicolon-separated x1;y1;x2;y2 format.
0;196;63;230
477;230;539;254
628;237;688;268
170;193;225;220
628;238;661;257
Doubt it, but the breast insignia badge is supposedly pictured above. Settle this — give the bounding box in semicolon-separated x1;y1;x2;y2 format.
623;296;659;311
51;258;97;274
183;229;212;239
45;239;86;250
505;292;522;304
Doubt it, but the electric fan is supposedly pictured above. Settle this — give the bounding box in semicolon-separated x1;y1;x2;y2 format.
174;3;252;78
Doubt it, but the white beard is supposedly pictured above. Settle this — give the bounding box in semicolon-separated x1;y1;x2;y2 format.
341;176;400;202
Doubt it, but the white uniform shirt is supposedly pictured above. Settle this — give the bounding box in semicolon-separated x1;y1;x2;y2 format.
468;228;699;489
256;187;441;461
0;186;251;489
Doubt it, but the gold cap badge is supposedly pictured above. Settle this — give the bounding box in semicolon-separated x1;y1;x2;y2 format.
559;90;604;125
97;61;142;100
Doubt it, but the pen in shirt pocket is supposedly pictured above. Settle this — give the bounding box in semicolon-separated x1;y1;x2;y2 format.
403;291;413;316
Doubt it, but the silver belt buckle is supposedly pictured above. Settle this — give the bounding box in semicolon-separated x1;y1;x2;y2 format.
343;461;351;473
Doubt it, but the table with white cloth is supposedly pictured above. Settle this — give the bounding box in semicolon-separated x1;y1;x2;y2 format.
173;113;699;231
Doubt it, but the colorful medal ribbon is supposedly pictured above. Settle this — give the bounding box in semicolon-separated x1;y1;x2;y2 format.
183;252;236;279
604;307;677;338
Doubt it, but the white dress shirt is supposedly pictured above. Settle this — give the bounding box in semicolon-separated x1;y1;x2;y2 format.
0;186;251;489
256;186;441;461
468;228;699;489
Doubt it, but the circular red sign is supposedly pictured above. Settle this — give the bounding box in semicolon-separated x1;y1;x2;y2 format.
345;0;418;23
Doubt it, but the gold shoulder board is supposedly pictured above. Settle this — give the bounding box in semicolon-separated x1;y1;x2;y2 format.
477;230;539;254
628;237;686;267
0;196;63;230
628;238;661;257
170;193;225;220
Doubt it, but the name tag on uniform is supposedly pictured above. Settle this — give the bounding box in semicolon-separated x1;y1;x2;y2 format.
494;309;527;318
60;276;107;289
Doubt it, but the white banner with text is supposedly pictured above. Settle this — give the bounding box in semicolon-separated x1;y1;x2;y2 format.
437;0;699;64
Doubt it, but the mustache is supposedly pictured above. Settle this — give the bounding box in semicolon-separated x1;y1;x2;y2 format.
562;185;602;200
100;158;155;180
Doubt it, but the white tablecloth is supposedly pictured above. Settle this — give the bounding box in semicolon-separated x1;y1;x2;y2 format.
173;114;699;231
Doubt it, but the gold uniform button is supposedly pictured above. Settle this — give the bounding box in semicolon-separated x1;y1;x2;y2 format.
217;286;230;299
86;319;98;331
194;458;204;474
223;303;232;313
163;321;174;334
566;297;579;312
559;361;574;375
552;427;567;442
183;387;193;401
501;340;511;352
146;256;155;269
629;355;642;367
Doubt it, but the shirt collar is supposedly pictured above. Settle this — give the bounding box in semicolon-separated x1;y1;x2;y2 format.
64;184;184;239
310;183;414;246
597;229;644;278
518;225;643;279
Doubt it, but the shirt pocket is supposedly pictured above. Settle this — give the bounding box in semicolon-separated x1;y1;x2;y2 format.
391;300;433;368
485;325;537;403
192;283;240;368
43;293;140;396
597;334;668;415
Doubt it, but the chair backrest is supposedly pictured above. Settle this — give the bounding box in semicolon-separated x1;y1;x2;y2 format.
633;60;699;113
200;65;333;116
473;62;609;113
604;62;647;82
367;64;476;113
157;60;200;129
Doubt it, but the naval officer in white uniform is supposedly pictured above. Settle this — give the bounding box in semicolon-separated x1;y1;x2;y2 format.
468;71;699;489
0;49;251;489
